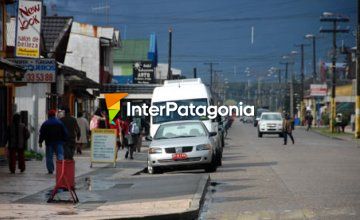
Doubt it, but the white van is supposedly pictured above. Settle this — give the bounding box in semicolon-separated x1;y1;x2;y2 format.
150;78;222;165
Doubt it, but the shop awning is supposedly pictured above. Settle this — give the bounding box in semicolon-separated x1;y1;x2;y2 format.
0;58;26;73
57;63;100;89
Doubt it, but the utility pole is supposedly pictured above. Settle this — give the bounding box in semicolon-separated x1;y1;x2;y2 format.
295;43;310;124
167;27;173;80
193;68;197;78
356;0;360;138
204;62;218;92
247;79;251;105
280;61;293;113
257;77;262;107
320;12;349;132
277;68;282;111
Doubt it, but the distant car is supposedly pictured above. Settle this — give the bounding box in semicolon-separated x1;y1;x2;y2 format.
147;120;218;174
254;108;270;127
242;116;253;124
257;112;283;138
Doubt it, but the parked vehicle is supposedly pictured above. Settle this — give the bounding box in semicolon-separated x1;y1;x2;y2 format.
147;120;218;174
257;112;284;138
241;116;253;124
150;78;222;166
254;108;270;127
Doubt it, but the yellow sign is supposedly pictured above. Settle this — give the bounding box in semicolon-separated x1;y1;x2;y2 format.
90;129;117;167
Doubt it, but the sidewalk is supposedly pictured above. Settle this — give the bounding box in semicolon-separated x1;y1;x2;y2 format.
0;147;145;204
0;144;209;219
299;125;360;146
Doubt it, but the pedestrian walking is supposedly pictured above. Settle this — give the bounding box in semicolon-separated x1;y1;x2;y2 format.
76;112;89;155
124;117;135;159
39;110;68;174
283;113;294;145
90;108;108;130
130;116;141;154
305;112;313;131
133;113;147;153
4;113;30;174
60;107;80;160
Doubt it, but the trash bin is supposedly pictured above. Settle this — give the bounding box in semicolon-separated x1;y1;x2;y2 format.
48;159;78;203
56;160;75;189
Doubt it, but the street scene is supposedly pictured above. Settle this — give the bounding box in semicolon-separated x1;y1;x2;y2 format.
0;0;359;219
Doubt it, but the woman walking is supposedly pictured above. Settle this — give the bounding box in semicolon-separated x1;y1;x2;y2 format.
76;112;90;154
5;113;30;173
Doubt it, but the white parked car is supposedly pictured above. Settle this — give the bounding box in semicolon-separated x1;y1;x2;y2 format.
147;120;218;174
257;112;283;138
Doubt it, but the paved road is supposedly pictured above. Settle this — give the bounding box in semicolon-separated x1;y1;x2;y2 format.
200;120;360;220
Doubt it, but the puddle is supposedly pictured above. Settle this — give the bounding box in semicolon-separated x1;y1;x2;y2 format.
0;191;24;196
57;211;77;215
76;176;133;191
77;200;107;211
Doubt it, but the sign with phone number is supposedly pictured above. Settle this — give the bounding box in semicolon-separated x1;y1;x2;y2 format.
9;58;56;83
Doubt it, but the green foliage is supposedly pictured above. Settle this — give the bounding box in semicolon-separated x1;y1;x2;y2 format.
321;113;329;126
24;150;43;161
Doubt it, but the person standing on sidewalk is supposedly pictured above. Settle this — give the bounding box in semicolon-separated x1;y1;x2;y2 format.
4;113;30;174
76;112;89;155
283;113;295;145
60;107;80;160
305;112;313;131
109;114;122;159
39;110;68;174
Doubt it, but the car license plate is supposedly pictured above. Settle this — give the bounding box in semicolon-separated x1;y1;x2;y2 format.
172;153;187;160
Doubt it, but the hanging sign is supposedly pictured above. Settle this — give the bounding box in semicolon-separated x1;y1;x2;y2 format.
15;0;42;58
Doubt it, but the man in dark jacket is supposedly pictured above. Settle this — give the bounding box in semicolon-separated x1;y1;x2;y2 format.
60;107;80;160
39;109;68;174
5;113;30;173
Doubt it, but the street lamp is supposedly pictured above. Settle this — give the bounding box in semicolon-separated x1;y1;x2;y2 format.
320;12;350;133
305;34;319;83
281;54;295;116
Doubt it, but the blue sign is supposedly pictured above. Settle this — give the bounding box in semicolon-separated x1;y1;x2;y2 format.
9;58;56;83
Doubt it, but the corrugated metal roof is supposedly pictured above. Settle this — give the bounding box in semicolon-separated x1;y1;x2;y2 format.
113;39;149;62
70;22;119;46
42;16;73;54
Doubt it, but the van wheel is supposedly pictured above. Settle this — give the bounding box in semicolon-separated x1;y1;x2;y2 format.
205;155;217;172
279;133;284;138
258;131;263;138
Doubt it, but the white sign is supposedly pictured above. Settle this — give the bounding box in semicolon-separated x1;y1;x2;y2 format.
90;129;117;167
310;84;327;97
15;0;42;58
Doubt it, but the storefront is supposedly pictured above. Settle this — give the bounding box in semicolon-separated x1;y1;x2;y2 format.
0;58;25;159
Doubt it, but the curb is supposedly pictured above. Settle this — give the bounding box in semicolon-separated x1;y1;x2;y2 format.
113;174;211;220
307;128;344;141
308;128;354;142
